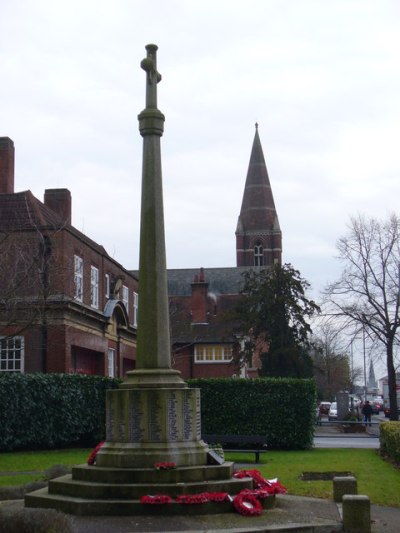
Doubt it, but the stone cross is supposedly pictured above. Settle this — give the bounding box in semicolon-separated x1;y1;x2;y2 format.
140;43;162;109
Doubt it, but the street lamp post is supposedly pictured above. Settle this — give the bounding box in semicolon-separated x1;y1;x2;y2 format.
363;324;367;402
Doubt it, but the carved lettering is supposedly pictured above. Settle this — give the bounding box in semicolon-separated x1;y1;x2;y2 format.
149;393;162;441
129;391;144;442
182;391;193;440
167;391;178;441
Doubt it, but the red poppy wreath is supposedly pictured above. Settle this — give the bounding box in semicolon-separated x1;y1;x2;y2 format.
87;441;105;466
233;492;263;516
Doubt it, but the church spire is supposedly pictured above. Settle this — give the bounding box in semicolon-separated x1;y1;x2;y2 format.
236;124;282;267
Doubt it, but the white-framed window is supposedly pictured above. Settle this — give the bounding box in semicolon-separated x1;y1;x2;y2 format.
122;285;129;314
133;291;139;328
0;336;24;372
105;274;110;299
194;344;232;363
74;255;83;301
91;266;99;308
108;348;115;377
254;244;264;267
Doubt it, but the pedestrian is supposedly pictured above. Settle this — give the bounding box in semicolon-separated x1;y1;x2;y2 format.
362;400;373;427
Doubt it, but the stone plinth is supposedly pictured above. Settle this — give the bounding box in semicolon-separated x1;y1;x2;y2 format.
96;386;207;468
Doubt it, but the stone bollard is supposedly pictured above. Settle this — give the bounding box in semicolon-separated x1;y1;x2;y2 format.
333;475;357;502
342;495;371;532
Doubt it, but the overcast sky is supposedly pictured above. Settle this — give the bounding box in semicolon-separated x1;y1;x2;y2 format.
1;1;399;378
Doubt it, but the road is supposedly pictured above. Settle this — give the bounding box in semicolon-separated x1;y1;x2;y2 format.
314;435;379;448
313;413;382;449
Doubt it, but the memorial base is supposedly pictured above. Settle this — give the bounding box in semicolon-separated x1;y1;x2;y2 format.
99;385;207;468
25;462;260;516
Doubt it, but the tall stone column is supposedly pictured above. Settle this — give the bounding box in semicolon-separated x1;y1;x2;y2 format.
96;44;208;468
121;44;183;389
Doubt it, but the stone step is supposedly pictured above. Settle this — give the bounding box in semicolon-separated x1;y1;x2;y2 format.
26;487;275;516
72;461;234;484
48;474;252;499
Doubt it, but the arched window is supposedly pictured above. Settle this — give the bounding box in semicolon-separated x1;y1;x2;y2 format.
254;243;264;266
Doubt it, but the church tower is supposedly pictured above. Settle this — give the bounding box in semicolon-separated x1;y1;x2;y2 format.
236;124;282;267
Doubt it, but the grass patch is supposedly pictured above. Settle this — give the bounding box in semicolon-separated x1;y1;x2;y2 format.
0;448;90;487
225;448;400;507
0;474;45;488
1;447;399;508
0;448;90;473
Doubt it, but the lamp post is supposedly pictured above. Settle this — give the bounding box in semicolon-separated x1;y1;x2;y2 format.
363;324;367;402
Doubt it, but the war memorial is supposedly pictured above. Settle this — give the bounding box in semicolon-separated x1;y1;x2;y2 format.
24;44;268;517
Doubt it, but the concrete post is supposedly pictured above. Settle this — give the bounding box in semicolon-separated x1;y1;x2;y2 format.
333;475;357;502
342;494;371;532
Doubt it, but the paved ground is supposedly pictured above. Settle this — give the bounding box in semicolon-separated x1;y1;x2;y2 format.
2;494;400;532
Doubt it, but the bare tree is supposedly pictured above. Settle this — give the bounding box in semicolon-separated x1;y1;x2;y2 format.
310;322;352;400
324;213;400;420
0;222;72;372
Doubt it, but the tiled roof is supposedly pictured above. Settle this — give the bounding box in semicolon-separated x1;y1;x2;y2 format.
0;190;119;264
0;190;63;229
166;267;251;296
172;322;237;344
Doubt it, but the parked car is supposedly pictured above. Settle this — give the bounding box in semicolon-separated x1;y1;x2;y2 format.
349;396;362;408
318;402;331;415
328;402;338;421
371;398;384;414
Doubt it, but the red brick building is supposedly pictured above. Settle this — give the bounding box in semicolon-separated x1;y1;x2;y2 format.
166;125;282;379
1;125;280;380
0;137;138;377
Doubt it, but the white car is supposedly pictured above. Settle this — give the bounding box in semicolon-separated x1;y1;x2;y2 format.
328;402;338;421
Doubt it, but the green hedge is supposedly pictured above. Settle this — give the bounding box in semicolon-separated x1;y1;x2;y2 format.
380;421;400;463
0;373;121;451
188;377;316;450
0;374;316;452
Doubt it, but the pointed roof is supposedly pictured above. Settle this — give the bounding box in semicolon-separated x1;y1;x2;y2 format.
367;359;377;391
236;124;279;233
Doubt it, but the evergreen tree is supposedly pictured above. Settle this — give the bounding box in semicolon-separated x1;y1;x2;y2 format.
235;263;320;377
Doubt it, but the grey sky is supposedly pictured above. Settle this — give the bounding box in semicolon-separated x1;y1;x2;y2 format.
1;0;399;378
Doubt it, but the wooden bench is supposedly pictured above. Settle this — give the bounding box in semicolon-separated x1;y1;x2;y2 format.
202;434;268;464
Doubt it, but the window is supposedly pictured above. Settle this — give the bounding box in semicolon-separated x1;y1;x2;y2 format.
105;274;110;299
254;244;264;267
91;266;99;308
74;255;83;301
133;292;139;327
0;337;24;372
122;285;129;314
108;348;115;377
194;344;232;363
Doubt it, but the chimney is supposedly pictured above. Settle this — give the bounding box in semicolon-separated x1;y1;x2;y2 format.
44;188;72;225
191;268;209;324
0;137;15;194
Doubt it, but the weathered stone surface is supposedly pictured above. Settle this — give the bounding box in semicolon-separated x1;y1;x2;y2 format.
342;494;371;532
97;386;206;468
333;475;358;502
